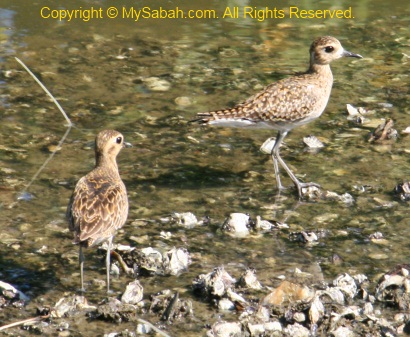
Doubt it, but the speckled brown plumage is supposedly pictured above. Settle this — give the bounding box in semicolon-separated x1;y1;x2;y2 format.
194;36;362;198
67;130;131;292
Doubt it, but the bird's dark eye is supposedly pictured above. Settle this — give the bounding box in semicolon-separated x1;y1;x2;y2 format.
324;46;334;53
116;137;122;144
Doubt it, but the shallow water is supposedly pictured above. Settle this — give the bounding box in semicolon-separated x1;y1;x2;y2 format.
0;0;409;335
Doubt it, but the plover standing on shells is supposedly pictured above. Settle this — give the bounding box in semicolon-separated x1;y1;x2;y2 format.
193;36;362;198
67;130;131;292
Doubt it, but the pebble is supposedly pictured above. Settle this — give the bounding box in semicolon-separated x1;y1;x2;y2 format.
142;77;171;91
175;96;192;106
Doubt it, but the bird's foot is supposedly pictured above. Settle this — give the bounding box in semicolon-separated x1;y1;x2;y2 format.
296;182;321;200
111;250;134;275
299;182;321;189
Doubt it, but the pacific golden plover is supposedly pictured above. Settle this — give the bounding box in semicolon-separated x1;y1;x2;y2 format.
193;36;362;198
67;130;131;292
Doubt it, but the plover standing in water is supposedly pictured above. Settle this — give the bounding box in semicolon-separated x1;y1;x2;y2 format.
193;36;362;198
67;130;131;292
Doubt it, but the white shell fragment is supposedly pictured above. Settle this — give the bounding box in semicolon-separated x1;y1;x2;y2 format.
255;216;289;231
309;296;325;325
317;287;345;305
332;273;357;299
346;104;367;117
284;322;310;337
332;326;356;337
121;280;144;305
346;104;369;124
226;288;248;305
131;246;192;276
218;298;235;311
160;231;172;239
362;301;374;315
110;263;120;276
247;323;265;336
0;281;29;301
238;268;262;290
207;321;242;337
51;295;96;318
321;191;355;206
255;216;274;230
193;266;236;298
141;247;163;268
301;185;322;200
346;104;361;116
263;321;282;333
259;137;276;154
289;231;318;244
222;213;252;236
353;274;368;284
171;212;199;228
164;247;191;275
136;322;152;334
375;266;410;302
303;135;324;149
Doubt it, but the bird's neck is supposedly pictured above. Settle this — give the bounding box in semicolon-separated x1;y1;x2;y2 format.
308;63;333;78
95;154;119;173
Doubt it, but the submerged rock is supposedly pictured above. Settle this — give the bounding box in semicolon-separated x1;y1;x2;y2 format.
96;297;139;323
150;290;193;322
289;231;319;244
261;280;314;306
142;77;171;91
393;181;410;201
368;118;398;144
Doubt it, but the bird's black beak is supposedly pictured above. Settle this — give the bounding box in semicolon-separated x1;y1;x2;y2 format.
123;142;132;148
342;50;362;59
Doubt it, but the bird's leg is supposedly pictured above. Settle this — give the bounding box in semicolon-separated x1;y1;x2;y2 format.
273;154;284;190
106;236;113;294
79;245;85;292
271;131;287;191
272;131;320;199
